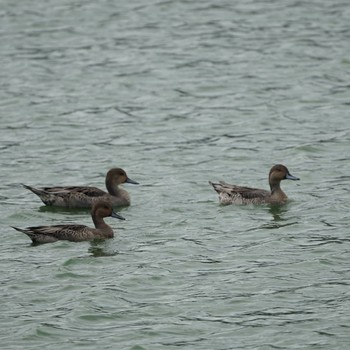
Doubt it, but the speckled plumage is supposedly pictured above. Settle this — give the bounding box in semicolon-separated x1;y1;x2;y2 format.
210;164;299;205
11;201;125;244
23;168;138;208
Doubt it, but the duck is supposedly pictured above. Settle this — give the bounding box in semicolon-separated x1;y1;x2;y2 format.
11;201;125;244
23;168;138;208
209;164;299;205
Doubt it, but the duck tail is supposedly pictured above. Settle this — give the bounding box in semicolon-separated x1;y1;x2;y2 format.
209;181;223;194
10;226;30;236
11;226;38;243
22;184;48;196
22;184;55;206
11;225;21;232
22;184;53;199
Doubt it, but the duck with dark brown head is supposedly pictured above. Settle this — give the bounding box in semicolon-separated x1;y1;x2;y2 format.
11;201;125;244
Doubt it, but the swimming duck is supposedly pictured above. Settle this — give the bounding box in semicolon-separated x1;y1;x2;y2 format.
11;201;125;244
209;164;299;205
23;168;138;208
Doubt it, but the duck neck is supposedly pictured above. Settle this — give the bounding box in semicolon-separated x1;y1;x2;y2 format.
270;182;287;201
93;216;113;238
92;215;109;230
106;179;119;196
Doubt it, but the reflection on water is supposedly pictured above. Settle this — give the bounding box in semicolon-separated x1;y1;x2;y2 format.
256;203;299;230
1;0;349;349
88;241;119;257
269;203;289;222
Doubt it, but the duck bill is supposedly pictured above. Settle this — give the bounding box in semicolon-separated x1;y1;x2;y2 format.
285;173;300;181
126;177;139;185
111;211;126;220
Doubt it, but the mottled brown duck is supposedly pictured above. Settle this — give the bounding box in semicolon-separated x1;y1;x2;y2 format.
11;201;125;244
23;168;138;208
210;164;299;205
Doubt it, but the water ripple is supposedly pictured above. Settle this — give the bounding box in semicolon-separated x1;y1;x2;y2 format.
1;0;350;349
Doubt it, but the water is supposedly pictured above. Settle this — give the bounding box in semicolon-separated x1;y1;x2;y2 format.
1;0;350;349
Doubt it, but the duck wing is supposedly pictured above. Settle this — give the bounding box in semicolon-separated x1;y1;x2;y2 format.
12;224;90;243
221;183;270;199
23;184;108;207
210;181;270;204
41;186;106;197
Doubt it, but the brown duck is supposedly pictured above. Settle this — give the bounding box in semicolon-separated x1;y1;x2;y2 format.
210;164;299;205
11;201;125;244
23;168;138;208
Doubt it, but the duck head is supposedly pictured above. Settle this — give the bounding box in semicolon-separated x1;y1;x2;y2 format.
105;167;139;193
91;201;125;221
269;164;299;190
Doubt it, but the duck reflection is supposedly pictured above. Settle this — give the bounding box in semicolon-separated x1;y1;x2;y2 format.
269;203;289;221
88;240;119;257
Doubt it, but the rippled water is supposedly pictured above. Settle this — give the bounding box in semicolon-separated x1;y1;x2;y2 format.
1;0;350;349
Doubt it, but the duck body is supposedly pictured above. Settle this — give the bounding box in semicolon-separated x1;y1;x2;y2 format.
11;224;109;244
210;164;299;205
23;168;138;208
11;201;125;244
